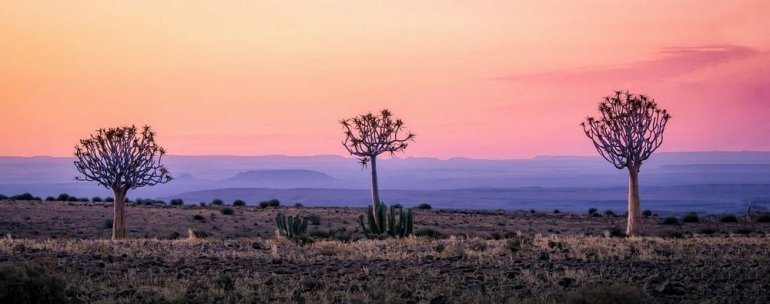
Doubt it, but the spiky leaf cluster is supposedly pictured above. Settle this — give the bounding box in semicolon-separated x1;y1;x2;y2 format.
340;109;415;166
581;91;671;170
74;125;172;190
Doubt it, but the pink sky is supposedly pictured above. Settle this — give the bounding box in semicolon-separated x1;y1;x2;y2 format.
1;1;769;159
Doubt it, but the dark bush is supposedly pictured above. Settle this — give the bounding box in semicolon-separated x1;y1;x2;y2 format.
192;214;205;221
662;217;679;225
757;213;770;223
220;207;235;215
588;208;597;215
199;202;207;207
414;227;441;238
608;227;626;238
700;227;717;235
104;197;114;202
11;193;35;201
310;230;330;238
666;231;685;239
56;193;71;201
259;199;281;208
416;203;432;210
681;212;699;223
604;210;616;217
67;196;78;202
0;262;69;304
553;209;560;214
720;214;738;223
306;214;321;225
211;199;224;206
0;194;7;200
192;230;210;238
45;196;56;202
562;284;649;304
78;197;89;202
736;227;753;235
91;196;103;202
642;210;652;217
170;199;184;206
294;203;304;208
530;209;536;214
103;218;113;229
391;203;403;209
232;200;246;207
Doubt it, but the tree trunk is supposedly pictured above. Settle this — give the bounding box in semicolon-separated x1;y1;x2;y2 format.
112;188;128;240
369;156;381;228
626;165;642;235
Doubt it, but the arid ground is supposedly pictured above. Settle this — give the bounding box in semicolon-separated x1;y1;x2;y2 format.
1;201;769;303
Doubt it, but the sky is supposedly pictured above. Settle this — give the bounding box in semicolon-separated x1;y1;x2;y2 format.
1;1;769;159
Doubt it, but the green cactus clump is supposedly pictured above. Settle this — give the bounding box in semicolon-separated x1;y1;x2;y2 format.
358;202;414;238
275;213;308;239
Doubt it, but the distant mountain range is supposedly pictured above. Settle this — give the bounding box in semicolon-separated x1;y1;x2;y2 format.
1;151;769;213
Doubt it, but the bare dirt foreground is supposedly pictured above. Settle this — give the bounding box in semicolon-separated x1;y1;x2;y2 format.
1;201;770;303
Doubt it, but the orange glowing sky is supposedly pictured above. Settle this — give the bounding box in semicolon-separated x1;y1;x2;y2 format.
2;1;769;159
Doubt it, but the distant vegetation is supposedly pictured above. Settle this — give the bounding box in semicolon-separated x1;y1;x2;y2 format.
170;198;184;206
211;199;224;205
232;199;246;206
259;199;280;208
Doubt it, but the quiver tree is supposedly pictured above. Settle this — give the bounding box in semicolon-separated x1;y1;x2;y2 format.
74;125;172;240
341;109;415;228
581;91;671;235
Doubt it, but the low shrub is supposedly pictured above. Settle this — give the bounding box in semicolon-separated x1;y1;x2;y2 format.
736;227;753;235
309;230;330;238
294;203;304;208
192;214;205;221
220;207;235;215
700;227;717;235
232;200;246;206
211;199;224;206
11;193;35;201
681;212;699;223
67;196;78;202
45;196;56;202
170;198;184;206
78;197;89;202
103;218;113;229
553;209;560;214
306;214;321;225
104;197;114;202
662;217;679;225
415;203;432;210
604;210;616;217
757;213;770;223
414;227;441;238
588;208;597;215
259;199;280;208
56;193;71;201
0;262;69;304
562;284;649;304
391;203;403;209
642;210;652;217
666;231;685;239
606;227;626;238
0;194;7;200
91;196;103;202
720;214;738;223
530;209;536;214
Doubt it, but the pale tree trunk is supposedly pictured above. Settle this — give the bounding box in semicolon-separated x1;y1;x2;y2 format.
369;156;381;227
112;188;128;240
626;165;642;235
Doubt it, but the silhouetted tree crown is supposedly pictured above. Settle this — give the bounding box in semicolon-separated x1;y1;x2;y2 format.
340;109;415;166
74;125;172;190
581;91;671;170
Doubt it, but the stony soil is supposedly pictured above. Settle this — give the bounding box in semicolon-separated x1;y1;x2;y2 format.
1;201;769;303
